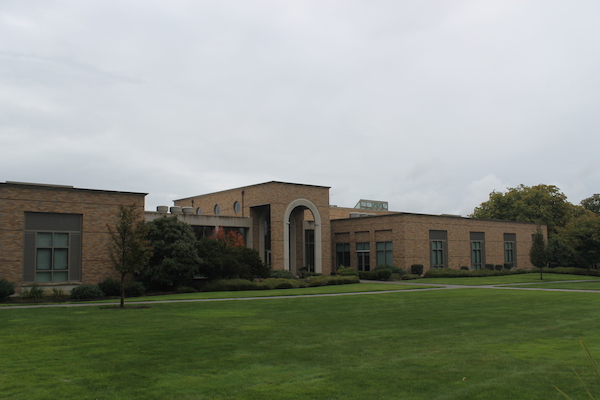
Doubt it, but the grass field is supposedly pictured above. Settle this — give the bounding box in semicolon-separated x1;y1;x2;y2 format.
3;280;600;399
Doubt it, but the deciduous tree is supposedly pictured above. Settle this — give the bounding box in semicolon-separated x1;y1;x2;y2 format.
107;204;153;308
530;228;549;280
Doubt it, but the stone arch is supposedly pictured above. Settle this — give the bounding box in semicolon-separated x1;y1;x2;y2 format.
283;198;322;273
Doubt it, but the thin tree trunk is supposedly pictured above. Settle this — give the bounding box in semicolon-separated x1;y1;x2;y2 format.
120;272;126;308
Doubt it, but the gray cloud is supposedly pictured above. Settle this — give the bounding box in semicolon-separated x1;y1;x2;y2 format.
1;0;599;215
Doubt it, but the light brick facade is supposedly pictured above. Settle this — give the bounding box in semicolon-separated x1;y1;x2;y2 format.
0;182;146;291
1;180;544;292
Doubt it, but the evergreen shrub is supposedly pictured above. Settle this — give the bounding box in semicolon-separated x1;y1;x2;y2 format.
411;264;424;275
337;267;359;276
0;279;15;302
98;278;121;296
375;269;392;281
71;285;104;300
124;281;146;297
176;286;197;293
402;274;422;280
270;270;296;279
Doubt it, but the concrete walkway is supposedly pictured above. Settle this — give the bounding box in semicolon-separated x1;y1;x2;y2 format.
2;279;600;310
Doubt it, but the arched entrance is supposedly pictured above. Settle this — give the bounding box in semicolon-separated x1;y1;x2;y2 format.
283;199;323;274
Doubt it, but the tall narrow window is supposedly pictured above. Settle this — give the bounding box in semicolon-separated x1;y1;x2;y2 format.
376;241;393;266
429;230;447;269
336;243;350;268
304;229;315;271
504;233;516;268
470;232;485;270
356;242;370;271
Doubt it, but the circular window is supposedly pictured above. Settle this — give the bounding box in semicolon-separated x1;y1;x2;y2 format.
233;201;241;213
214;204;220;215
196;207;202;215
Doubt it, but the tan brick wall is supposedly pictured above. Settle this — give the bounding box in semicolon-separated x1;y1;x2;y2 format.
0;183;145;290
175;182;332;274
331;213;544;273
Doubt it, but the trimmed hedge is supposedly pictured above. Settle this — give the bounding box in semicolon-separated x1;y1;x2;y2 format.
411;265;424;275
424;268;528;278
202;275;360;292
98;278;121;296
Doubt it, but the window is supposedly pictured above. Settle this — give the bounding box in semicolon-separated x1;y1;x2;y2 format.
376;241;393;266
35;232;70;282
24;212;82;283
214;204;221;215
429;230;447;269
336;243;350;268
304;229;315;271
233;201;241;214
470;232;485;270
504;233;516;268
356;242;370;271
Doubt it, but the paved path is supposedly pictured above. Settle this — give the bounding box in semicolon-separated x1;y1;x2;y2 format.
3;279;600;309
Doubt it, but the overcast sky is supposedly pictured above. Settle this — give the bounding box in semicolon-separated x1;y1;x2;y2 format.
2;0;599;215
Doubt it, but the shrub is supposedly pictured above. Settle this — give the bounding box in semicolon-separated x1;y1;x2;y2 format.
202;279;258;292
402;274;422;280
98;278;121;297
460;266;469;271
306;275;359;287
270;270;296;279
358;271;377;280
485;264;494;271
71;285;104;301
375;269;392;281
337;267;359;276
504;263;513;270
176;286;197;293
373;265;405;275
124;281;146;297
0;279;15;302
411;264;424;275
51;288;69;300
20;284;45;299
494;264;503;271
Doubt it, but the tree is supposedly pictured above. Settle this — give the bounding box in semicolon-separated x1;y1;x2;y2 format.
581;194;600;214
107;204;153;308
471;184;578;234
558;211;600;268
530;228;549;280
141;216;202;290
197;229;269;280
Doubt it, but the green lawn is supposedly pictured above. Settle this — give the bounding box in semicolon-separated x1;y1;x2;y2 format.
3;287;600;399
504;280;600;290
415;272;600;286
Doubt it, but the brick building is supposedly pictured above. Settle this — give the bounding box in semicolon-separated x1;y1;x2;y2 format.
0;182;146;292
1;180;543;292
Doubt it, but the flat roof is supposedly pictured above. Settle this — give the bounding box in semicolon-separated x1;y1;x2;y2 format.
1;181;147;196
175;180;330;201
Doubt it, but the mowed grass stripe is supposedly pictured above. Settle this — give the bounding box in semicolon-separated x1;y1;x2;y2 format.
2;288;600;399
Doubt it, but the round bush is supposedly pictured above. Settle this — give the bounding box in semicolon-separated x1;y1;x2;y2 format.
0;279;16;302
98;278;121;296
71;285;104;300
375;269;392;281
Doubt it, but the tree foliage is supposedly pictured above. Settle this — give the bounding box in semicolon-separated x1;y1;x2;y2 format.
470;184;577;234
581;194;600;214
558;211;600;268
141;216;202;290
530;228;549;279
197;230;269;280
107;204;153;308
